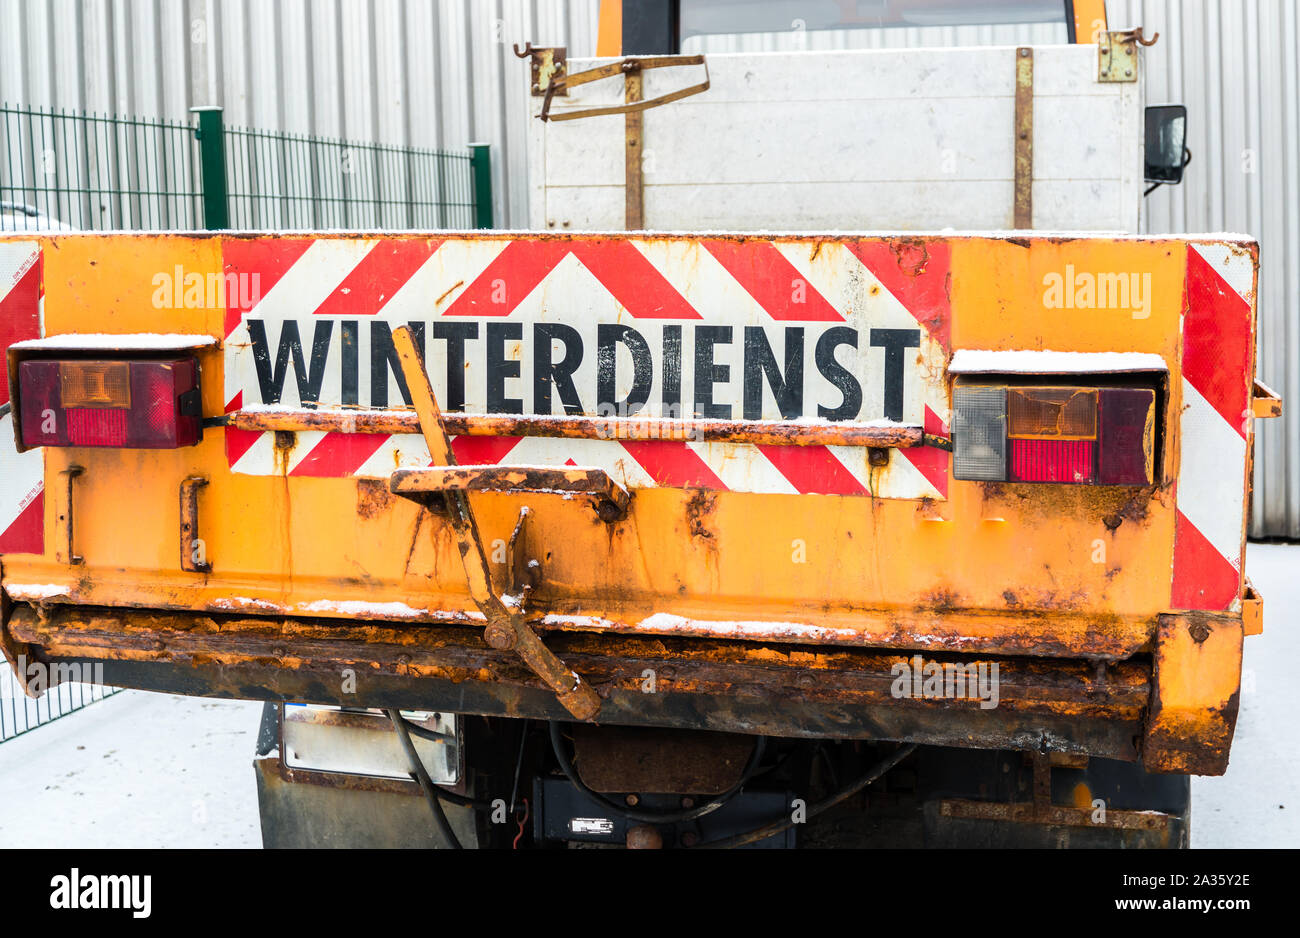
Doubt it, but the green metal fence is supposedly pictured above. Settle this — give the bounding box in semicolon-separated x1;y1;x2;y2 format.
1;103;492;233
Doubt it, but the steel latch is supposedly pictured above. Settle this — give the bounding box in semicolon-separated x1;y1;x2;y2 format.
1252;378;1283;418
386;325;602;722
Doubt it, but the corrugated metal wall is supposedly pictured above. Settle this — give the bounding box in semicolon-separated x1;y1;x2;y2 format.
0;0;601;229
1106;1;1298;536
1;0;1295;536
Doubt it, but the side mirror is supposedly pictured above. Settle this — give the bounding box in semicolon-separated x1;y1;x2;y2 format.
1145;104;1190;184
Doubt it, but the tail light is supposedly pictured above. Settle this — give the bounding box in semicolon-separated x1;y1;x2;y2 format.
16;358;201;449
954;383;1155;485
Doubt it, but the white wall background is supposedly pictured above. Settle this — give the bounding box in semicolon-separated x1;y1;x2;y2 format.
1;0;1295;536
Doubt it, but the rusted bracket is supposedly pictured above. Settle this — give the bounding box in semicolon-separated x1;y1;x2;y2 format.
1097;29;1154;82
392;465;629;524
1014;47;1034;228
537;54;710;122
1252;378;1282;418
180;476;212;573
387;325;602;722
514;44;567;97
58;466;84;566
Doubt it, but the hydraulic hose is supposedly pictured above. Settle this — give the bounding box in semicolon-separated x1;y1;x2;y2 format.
386;708;463;849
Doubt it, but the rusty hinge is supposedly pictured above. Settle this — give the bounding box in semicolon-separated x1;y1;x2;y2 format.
1097;28;1156;82
387;325;603;722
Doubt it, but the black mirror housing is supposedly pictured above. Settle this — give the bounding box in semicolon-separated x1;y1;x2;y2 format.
1145;104;1189;184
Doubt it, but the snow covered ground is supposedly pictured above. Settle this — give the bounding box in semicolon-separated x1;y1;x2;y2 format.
0;693;263;848
1189;542;1298;848
0;543;1295;848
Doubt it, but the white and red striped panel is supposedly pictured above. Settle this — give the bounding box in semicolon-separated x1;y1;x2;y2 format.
1171;243;1257;612
0;241;43;555
222;236;953;499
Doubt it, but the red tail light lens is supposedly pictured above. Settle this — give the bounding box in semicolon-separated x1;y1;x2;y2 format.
67;408;129;446
1009;439;1095;483
954;382;1157;485
17;358;201;450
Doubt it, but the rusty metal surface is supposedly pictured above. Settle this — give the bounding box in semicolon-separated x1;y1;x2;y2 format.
1013;47;1034;228
391;325;602;721
937;798;1175;833
179;477;211;574
1143;612;1242;775
538;54;711;123
1097;30;1141;82
227;408;928;449
514;44;567;97
625;64;644;229
57;465;83;566
572;725;755;794
6;602;1153;759
391;465;630;522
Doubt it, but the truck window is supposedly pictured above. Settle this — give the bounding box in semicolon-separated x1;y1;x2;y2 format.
680;0;1070;52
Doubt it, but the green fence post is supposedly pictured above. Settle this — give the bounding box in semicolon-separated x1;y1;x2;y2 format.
192;106;229;229
469;142;493;229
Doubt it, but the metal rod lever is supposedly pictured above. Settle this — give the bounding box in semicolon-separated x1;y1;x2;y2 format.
389;326;602;721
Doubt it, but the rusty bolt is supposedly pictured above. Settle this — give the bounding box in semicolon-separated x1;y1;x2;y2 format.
271;646;286;658
627;825;663;849
1189;622;1212;644
153;639;166;652
680;831;699;847
484;623;515;650
796;674;815;689
396;653;412;667
868;447;890;467
625;793;640;807
658;667;675;681
681;796;695;809
597;499;624;524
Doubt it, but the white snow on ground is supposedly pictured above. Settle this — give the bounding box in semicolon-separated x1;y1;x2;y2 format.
1190;542;1299;848
0;693;263;848
0;544;1294;848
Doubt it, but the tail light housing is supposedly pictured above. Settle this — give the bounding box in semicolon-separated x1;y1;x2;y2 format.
15;358;202;450
954;382;1157;485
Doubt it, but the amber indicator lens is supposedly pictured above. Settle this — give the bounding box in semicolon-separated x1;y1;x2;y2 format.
1007;387;1097;439
60;361;131;408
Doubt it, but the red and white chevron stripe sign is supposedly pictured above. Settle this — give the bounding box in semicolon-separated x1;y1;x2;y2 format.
222;236;953;499
0;241;43;554
1171;243;1257;612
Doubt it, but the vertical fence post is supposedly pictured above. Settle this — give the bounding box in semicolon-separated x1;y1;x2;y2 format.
469;142;493;229
192;106;229;229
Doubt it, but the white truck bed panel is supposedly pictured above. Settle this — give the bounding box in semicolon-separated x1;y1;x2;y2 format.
529;45;1143;233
